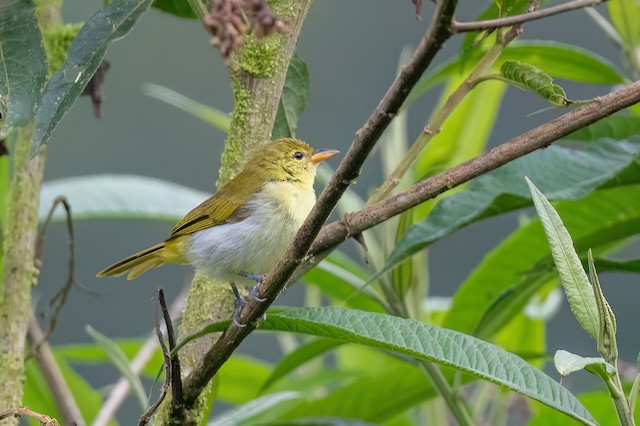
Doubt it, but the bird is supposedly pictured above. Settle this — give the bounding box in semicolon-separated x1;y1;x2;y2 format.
97;138;339;325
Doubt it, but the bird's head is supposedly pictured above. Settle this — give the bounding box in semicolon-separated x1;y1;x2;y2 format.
251;138;339;186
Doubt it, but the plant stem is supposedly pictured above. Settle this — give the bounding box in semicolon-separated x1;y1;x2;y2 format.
419;360;474;426
0;128;46;425
28;313;84;426
367;33;508;205
605;375;635;426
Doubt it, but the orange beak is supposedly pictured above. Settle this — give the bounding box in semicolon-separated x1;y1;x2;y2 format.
311;149;340;164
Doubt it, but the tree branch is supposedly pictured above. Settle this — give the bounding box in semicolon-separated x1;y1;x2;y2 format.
453;0;606;33
181;0;459;404
309;80;640;257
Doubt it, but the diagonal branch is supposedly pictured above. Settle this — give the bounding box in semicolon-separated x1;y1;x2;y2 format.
309;80;640;258
453;0;607;33
181;0;459;404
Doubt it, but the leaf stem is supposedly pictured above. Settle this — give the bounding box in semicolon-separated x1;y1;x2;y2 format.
419;360;475;426
604;375;635;426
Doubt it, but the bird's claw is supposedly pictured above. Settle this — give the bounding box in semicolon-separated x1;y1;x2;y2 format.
250;284;267;302
239;273;267;302
230;282;247;328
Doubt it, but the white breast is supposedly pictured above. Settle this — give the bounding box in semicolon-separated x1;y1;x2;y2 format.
186;181;316;285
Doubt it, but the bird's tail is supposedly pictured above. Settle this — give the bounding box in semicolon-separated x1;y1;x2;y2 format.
97;242;169;280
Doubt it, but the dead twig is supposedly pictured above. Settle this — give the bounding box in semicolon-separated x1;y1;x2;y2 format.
92;286;187;426
34;196;75;344
0;406;60;426
138;289;183;425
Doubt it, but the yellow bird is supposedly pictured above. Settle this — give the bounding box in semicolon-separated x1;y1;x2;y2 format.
98;138;339;323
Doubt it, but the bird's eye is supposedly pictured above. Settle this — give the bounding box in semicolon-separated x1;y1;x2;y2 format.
293;151;304;160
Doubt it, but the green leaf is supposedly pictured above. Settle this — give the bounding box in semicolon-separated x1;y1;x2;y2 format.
257;307;596;425
278;363;443;422
302;251;385;313
86;325;148;411
142;83;230;132
261;339;343;393
32;0;153;151
217;355;272;404
0;0;48;138
39;174;209;223
531;389;640;426
588;250;618;363
152;0;197;19
408;41;624;106
460;0;528;59
23;359;61;422
449;185;640;338
526;177;599;340
609;0;640;47
566;114;640;141
381;138;640;281
210;391;303;426
266;419;378;426
554;350;616;380
415;79;505;179
500;61;570;106
272;53;309;139
23;356;109;425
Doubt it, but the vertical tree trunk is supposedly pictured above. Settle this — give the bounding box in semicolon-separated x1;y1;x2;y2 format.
154;1;313;424
0;2;60;422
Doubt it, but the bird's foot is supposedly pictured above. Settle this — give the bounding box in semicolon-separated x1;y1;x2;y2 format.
239;273;267;302
230;282;247;328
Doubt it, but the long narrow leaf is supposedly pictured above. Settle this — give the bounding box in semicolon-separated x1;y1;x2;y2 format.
39;174;209;223
86;326;148;411
142;83;230;132
269;308;595;425
32;0;153;151
261;339;343;393
0;0;48;137
447;185;640;336
381;138;640;281
183;308;596;425
526;178;599;340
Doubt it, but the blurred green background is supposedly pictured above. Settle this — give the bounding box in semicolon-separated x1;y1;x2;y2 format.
34;1;636;423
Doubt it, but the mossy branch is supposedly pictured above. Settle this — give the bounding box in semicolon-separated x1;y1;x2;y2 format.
0;130;46;425
0;1;59;423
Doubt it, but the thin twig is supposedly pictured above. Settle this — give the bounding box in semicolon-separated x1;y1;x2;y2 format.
138;289;183;425
180;0;460;405
92;287;187;426
28;313;85;426
453;0;607;33
162;289;183;411
0;406;60;425
34;196;75;343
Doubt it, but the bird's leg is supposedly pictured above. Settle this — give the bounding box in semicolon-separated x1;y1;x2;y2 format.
229;282;247;328
239;273;267;302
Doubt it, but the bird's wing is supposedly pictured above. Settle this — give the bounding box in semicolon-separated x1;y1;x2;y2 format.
168;176;262;238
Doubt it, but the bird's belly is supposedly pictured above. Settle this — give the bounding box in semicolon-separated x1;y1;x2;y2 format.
185;188;313;284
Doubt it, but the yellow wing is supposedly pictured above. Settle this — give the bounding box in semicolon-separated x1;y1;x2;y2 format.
168;172;263;239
